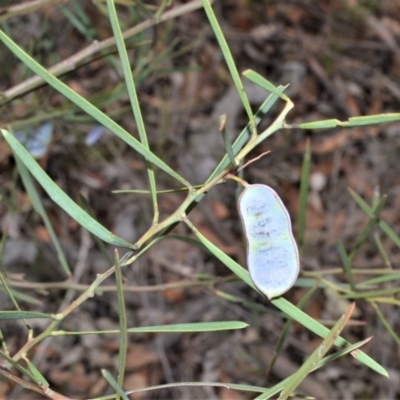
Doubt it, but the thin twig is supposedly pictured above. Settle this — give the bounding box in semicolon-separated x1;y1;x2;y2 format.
31;226;92;367
6;276;232;292
237;150;271;172
0;0;68;23
0;0;206;105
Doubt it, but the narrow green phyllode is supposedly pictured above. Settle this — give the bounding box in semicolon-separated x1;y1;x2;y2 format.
238;184;299;299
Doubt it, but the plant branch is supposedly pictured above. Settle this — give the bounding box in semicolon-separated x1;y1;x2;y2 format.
0;0;206;105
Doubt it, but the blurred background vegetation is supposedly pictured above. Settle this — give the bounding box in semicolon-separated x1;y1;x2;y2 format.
1;0;400;398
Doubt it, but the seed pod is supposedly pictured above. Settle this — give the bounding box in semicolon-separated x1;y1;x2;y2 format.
238;184;299;299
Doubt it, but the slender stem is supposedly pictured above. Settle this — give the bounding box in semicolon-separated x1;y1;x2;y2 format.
0;0;67;23
114;250;127;397
107;0;159;225
12;266;117;362
0;0;207;105
132;99;293;250
6;277;231;292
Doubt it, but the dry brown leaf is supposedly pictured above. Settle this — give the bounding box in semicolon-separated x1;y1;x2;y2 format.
34;225;51;242
67;80;87;97
163;286;186;303
125;345;158;371
124;371;149;400
88;377;109;398
331;210;347;245
280;185;299;220
346;94;360;116
211;199;230;220
0;142;12;165
48;364;96;392
306;202;326;230
366;15;398;50
0;381;10;398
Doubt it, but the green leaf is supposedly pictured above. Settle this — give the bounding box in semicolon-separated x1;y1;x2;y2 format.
186;220;386;377
298;119;339;129
113;250;128;393
374;231;392;268
349;188;400;249
349;195;387;259
0;368;44;396
3;288;42;306
371;302;400;347
0;29;190;188
243;70;290;102
2;129;133;249
220;114;237;167
255;337;372;399
298;113;400;130
278;304;354;400
107;0;158;223
338;241;355;290
0;267;30;328
202;0;254;124
186;219;257;291
128;321;248;333
271;297;387;377
0;350;35;380
25;359;49;387
102;369;129;400
359;273;400;287
341;287;400;299
168;234;212;254
0;311;53;320
207;87;286;183
349;114;400;125
92;337;370;400
267;286;317;376
214;290;269;313
52;321;248;336
15;155;71;276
